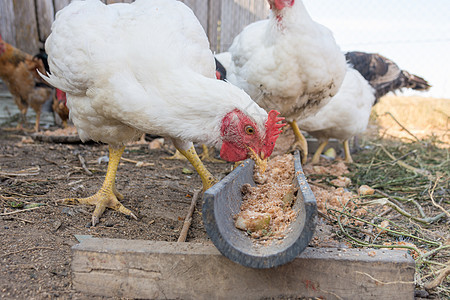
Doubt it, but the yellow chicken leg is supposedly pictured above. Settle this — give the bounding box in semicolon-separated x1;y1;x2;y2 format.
16;105;28;130
310;140;328;164
34;111;41;132
61;146;137;226
343;140;353;163
176;145;217;191
288;120;308;164
164;149;188;160
199;144;225;163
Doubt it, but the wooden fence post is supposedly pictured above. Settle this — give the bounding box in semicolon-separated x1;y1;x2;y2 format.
208;0;221;53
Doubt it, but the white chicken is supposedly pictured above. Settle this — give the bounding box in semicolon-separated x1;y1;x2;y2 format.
298;66;375;164
41;0;284;225
298;51;431;164
215;0;346;163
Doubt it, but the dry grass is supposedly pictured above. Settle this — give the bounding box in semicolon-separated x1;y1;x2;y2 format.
372;96;449;145
344;138;449;298
307;96;449;298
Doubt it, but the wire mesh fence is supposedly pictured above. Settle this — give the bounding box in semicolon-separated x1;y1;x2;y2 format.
302;0;450;98
218;0;269;52
216;0;449;98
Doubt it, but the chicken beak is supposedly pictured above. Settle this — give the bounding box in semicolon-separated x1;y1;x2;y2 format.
248;147;268;174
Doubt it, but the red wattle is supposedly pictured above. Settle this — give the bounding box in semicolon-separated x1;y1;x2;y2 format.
220;141;247;162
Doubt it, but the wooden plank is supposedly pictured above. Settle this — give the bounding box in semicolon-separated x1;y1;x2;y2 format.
182;0;209;33
13;0;41;54
72;238;415;299
36;0;55;43
0;1;16;45
53;0;71;13
219;0;268;51
207;0;221;53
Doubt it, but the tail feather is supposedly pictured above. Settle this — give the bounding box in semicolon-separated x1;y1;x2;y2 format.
401;71;431;91
38;70;85;96
346;51;431;101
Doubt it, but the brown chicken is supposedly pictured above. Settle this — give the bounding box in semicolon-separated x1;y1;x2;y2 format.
0;35;51;132
52;88;69;128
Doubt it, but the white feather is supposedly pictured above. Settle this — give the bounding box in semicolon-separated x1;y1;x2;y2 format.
216;0;346;121
297;66;376;142
41;0;267;147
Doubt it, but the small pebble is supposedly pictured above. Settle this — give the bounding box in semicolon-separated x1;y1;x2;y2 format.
414;290;429;298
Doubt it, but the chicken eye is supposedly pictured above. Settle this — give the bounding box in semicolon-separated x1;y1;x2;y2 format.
245;125;255;135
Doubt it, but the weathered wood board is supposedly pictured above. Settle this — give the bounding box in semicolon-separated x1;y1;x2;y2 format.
0;1;15;44
0;0;269;55
36;0;55;42
13;0;41;53
72;238;415;299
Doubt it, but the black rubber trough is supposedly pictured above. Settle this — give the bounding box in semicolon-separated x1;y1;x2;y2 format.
202;151;318;269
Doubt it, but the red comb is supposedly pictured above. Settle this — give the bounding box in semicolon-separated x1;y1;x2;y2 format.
273;0;295;10
265;110;286;146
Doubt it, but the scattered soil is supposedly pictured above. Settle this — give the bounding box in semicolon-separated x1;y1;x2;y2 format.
0;124;348;299
41;126;78;137
1;95;448;298
0;127;228;299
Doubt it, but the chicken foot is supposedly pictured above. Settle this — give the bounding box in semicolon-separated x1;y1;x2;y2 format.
343;139;353;163
165;149;188;160
288;120;308;165
174;143;217;190
15;106;28;131
311;139;353;164
310;140;328;164
166;145;225;164
60;146;137;226
199;144;225;163
33;111;41;132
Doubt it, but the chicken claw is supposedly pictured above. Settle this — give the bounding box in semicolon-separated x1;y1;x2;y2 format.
343;139;353;163
199;144;225;163
60;146;137;226
310;140;328;164
61;185;136;226
164;149;188;160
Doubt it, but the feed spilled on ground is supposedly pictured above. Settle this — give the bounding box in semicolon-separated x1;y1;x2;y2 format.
234;154;297;244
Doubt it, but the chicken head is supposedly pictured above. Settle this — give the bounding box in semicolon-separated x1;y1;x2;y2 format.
220;109;285;172
268;0;295;11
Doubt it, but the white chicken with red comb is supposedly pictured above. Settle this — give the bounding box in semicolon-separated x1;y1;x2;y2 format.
40;0;284;226
216;0;346;164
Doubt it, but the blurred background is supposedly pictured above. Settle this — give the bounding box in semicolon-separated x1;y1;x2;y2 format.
0;0;450;98
1;0;449;99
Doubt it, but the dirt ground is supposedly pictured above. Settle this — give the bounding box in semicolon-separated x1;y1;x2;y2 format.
0;127;235;299
0;122;356;299
0;96;448;298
